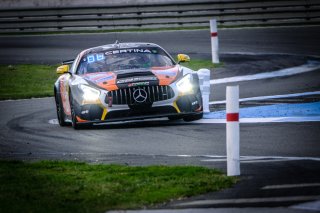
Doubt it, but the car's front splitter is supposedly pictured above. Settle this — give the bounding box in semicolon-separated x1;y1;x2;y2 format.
75;111;203;125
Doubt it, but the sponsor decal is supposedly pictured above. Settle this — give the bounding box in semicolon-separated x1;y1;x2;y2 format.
105;49;155;55
117;78;133;84
192;100;198;106
81;110;89;115
128;82;150;87
117;76;157;84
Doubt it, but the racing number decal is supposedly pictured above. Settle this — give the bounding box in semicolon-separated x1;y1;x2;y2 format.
87;53;105;63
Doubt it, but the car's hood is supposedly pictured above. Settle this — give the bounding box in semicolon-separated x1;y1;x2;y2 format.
82;65;180;91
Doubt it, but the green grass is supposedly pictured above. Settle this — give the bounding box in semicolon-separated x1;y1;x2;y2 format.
0;64;58;100
0;161;237;213
183;59;222;71
0;59;217;100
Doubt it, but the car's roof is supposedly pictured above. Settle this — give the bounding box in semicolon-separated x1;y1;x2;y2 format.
82;42;162;55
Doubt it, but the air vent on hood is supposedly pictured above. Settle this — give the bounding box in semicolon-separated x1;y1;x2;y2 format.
117;71;154;79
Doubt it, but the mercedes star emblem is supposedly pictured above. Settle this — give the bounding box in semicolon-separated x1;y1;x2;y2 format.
133;88;148;103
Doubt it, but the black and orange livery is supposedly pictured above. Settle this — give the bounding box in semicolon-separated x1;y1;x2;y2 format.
54;42;203;129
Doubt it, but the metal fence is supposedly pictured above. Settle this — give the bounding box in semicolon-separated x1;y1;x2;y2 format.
0;0;319;33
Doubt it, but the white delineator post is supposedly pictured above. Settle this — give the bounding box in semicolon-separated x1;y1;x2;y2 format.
210;19;219;63
226;85;240;176
197;69;211;113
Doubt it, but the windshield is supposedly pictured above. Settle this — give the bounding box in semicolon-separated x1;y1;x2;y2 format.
77;47;175;75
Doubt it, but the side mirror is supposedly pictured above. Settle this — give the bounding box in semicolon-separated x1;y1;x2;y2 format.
177;54;190;63
56;65;69;74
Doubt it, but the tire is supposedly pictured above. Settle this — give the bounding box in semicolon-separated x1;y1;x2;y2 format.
69;92;91;130
69;92;81;130
183;113;203;122
55;92;68;126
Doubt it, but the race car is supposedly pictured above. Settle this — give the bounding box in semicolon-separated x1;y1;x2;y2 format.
54;42;203;129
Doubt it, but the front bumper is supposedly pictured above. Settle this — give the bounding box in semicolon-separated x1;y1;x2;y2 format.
74;81;202;123
77;95;202;122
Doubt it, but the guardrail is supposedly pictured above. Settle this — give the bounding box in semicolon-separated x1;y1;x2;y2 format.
0;0;319;33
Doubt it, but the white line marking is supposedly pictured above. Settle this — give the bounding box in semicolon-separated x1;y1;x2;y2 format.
49;116;320;125
221;51;320;59
262;183;320;190
0;97;53;103
210;91;320;105
173;195;320;207
5;152;320;161
201;159;300;163
51;117;320;125
201;156;320;163
291;200;320;212
210;62;320;85
195;116;320;123
4;152;320;164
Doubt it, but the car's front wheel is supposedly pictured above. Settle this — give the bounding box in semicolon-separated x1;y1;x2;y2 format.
69;92;91;130
55;92;68;126
69;92;82;130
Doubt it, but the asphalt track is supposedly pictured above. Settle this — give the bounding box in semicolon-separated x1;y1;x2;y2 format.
1;26;320;64
1;26;320;211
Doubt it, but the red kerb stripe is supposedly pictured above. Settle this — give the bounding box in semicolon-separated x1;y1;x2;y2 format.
211;32;218;37
227;113;239;122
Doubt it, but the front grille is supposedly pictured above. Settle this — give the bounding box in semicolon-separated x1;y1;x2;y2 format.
106;85;175;105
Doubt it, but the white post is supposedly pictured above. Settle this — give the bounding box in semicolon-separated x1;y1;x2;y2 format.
197;69;211;113
226;85;240;176
210;19;219;64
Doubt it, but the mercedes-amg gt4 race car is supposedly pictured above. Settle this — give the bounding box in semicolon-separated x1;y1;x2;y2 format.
54;42;203;129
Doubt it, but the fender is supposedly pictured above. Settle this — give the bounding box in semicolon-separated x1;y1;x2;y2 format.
55;74;72;117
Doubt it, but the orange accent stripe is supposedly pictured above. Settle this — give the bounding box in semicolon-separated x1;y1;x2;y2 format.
195;106;203;112
76;116;88;123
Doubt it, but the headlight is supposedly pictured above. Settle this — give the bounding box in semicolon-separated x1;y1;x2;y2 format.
79;84;100;101
176;74;193;93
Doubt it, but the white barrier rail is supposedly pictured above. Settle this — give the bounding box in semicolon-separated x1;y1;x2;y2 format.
0;0;319;33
